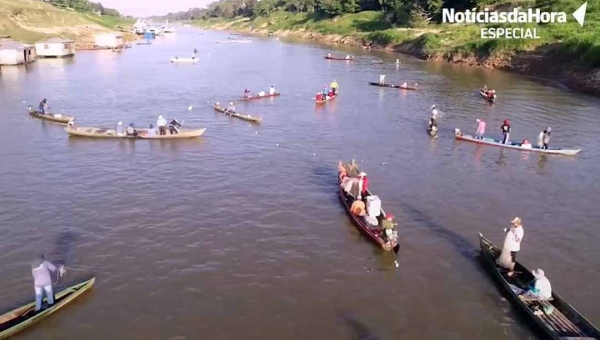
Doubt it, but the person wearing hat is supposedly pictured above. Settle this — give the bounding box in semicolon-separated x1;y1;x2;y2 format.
502;217;524;276
501;119;511;144
126;123;138;137
475;119;486;139
538;127;551;149
520;268;552;300
156;115;167;135
330;79;339;95
357;172;369;200
32;254;65;312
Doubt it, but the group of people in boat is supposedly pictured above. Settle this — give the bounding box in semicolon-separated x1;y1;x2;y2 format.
377;76;416;89
473;119;552;148
327;53;352;60
115;116;182;137
243;86;277;98
496;217;552;300
338;160;398;247
482;85;497;100
316;80;339;101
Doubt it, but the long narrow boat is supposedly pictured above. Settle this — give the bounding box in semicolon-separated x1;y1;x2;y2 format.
213;105;262;123
338;162;399;253
65;126;207;139
369;82;417;90
479;89;497;103
28;107;74;125
0;277;95;339
454;129;581;156
238;92;281;101
316;94;337;104
324;56;354;61
479;233;600;340
170;57;198;63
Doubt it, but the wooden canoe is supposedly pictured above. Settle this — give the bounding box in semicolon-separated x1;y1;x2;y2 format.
213;105;262;123
138;128;206;139
369;81;402;88
399;85;418;90
0;277;95;339
338;163;399;253
239;92;281;101
479;233;600;340
454;129;581;156
170;58;198;63
316;94;337;104
480;89;497;103
324;56;354;61
28;107;74;125
65;126;206;139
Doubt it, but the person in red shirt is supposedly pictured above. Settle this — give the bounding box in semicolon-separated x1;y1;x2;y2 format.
316;92;322;101
328;90;334;98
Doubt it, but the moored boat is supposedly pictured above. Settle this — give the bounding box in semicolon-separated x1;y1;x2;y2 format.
0;277;95;339
480;89;497;103
454;129;581;156
170;57;198;63
316;94;337;104
479;233;600;340
239;92;281;101
213;105;262;123
324;56;354;61
28;107;74;125
338;162;399;253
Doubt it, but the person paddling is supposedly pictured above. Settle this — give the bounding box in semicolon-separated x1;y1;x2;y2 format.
501;119;511;144
538;127;551;149
32;254;65;312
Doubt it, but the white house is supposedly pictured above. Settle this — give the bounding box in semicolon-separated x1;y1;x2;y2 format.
94;33;124;49
0;39;36;65
35;38;75;58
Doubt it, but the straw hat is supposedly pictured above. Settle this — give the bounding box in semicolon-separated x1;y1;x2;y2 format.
511;217;522;226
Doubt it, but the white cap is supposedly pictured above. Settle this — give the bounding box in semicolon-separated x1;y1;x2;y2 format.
532;268;545;278
118;121;123;125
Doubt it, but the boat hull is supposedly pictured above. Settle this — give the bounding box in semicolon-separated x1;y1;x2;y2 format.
28;109;73;125
479;90;496;103
65;127;206;139
479;234;600;340
213;106;262;123
316;95;337;104
170;58;198;63
0;277;95;339
324;56;354;61
454;130;580;156
239;92;281;101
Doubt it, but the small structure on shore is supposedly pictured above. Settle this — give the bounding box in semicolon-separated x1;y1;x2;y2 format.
0;39;36;65
35;38;75;58
94;33;124;49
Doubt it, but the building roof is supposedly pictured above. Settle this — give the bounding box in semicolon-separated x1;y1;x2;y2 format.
0;39;29;51
37;37;74;43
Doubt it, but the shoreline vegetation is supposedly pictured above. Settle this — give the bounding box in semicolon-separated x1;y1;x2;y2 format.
0;0;135;48
157;0;599;96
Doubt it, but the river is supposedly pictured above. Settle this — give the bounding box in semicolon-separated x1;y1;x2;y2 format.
1;27;599;340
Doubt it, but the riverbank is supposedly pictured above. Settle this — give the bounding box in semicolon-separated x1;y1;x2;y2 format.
191;11;600;97
0;0;135;48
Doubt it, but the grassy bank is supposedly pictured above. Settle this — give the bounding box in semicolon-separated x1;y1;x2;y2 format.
0;0;133;44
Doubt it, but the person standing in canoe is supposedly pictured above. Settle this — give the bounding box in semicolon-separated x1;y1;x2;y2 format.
501;119;511;144
244;89;251;98
269;86;276;95
379;74;386;85
38;99;48;115
227;102;236;113
126;123;138;137
327;53;332;58
498;217;524;277
169;119;182;134
330;80;339;95
538;127;551;149
156;115;168;136
430;104;439;127
32;254;65;312
357;172;369;199
116;121;125;136
147;124;157;137
475;119;486;139
322;86;328;98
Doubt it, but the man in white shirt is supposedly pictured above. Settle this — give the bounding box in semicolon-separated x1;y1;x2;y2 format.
503;217;524;276
521;268;552;300
269;86;276;95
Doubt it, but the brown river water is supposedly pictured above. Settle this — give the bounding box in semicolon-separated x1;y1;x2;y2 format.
1;27;599;340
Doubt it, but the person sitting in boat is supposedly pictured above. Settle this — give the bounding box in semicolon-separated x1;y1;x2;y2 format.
413;83;418;88
395;59;400;64
157;115;168;135
521;139;532;148
244;89;251;98
147;124;157;137
269;86;276;95
357;172;369;199
116;121;125;136
126;123;138;137
482;85;488;92
32;254;65;312
344;55;351;60
328;90;334;98
379;74;386;85
487;90;495;99
520;269;552;300
227;102;235;112
501;119;511;144
327;53;332;58
350;199;366;216
381;214;395;230
401;82;408;88
538;127;551;149
475;119;486;139
258;91;266;97
322;86;328;98
38;99;48;115
169;119;182;134
316;92;323;101
330;80;339;94
345;159;360;178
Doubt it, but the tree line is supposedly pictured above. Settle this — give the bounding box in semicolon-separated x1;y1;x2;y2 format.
47;0;123;17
